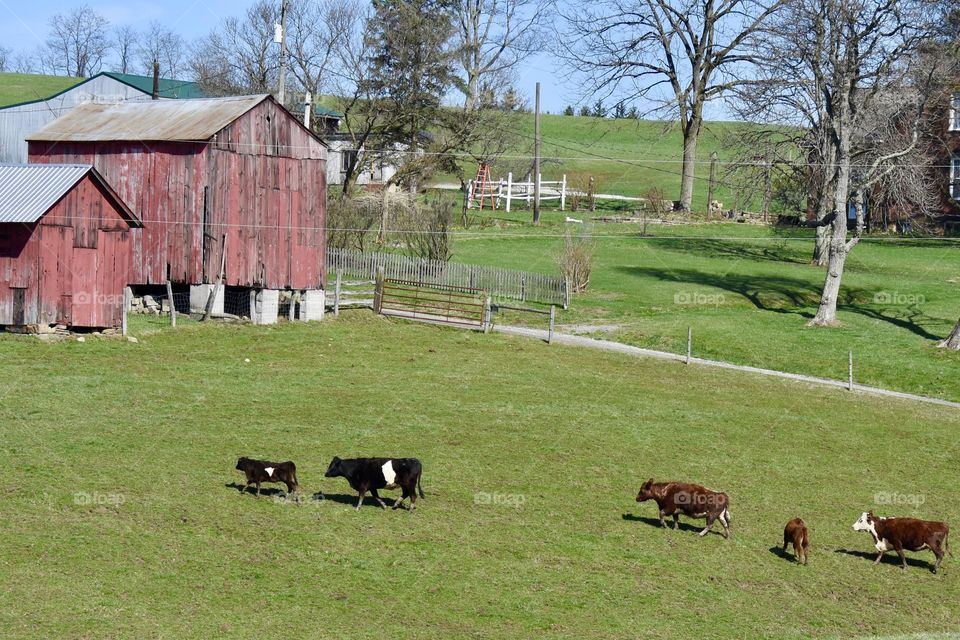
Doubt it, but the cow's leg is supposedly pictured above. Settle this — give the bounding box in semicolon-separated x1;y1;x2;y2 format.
356;490;366;510
241;481;250;494
672;513;680;530
718;511;730;539
409;486;417;511
699;515;715;537
370;489;388;509
392;487;408;509
895;545;907;570
874;550;885;565
658;509;667;528
255;482;261;498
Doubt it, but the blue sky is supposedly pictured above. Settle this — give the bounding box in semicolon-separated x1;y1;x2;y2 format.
0;0;580;114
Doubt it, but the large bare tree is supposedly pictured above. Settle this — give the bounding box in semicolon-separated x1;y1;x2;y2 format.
740;0;946;327
43;4;109;77
286;0;361;106
136;21;185;78
113;26;138;74
560;0;783;211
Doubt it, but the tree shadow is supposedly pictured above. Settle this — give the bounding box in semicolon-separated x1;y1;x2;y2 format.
620;266;943;340
643;237;811;265
622;513;726;537
833;548;937;572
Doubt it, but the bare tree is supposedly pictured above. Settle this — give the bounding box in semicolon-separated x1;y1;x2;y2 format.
113;25;138;74
560;0;784;212
286;0;360;106
739;0;945;327
453;0;547;111
136;21;185;78
43;4;110;77
189;0;279;95
0;46;10;72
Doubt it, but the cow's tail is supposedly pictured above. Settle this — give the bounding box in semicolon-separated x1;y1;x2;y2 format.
946;530;953;557
417;469;425;499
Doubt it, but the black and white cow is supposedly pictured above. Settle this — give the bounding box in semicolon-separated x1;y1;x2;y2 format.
324;457;424;511
235;457;299;498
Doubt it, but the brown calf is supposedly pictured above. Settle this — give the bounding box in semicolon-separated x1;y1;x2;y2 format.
783;518;810;565
636;478;731;539
853;512;950;573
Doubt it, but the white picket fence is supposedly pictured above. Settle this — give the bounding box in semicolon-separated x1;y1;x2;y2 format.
466;173;568;212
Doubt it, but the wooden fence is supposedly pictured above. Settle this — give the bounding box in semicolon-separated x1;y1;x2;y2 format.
375;279;487;330
327;248;568;308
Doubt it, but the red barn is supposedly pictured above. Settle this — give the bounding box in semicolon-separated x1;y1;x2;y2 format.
26;94;327;318
0;164;140;328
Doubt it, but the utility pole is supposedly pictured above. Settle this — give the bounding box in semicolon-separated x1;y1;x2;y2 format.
706;152;718;219
303;91;312;129
276;0;289;106
533;81;541;225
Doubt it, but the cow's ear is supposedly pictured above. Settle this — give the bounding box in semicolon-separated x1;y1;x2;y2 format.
644;478;654;487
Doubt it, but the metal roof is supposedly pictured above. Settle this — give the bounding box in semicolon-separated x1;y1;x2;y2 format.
102;72;207;100
0;163;140;226
0;164;91;223
26;94;270;143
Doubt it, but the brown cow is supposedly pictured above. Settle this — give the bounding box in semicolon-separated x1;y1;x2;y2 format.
853;512;950;573
783;518;810;565
635;478;731;539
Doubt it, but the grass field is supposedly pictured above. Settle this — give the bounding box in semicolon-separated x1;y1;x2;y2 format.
1;315;959;639
0;72;83;107
441;212;960;402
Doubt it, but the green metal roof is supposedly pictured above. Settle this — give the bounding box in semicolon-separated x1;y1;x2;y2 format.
101;72;207;99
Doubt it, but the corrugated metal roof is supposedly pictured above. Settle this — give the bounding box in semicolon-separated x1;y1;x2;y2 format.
0;164;91;223
26;94;269;142
102;72;208;99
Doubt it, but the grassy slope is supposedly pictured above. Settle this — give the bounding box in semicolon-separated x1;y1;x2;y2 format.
449;216;960;401
435;112;777;213
1;315;959;639
0;72;83;107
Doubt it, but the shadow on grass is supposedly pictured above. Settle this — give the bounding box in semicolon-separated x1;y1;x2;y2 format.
617;266;943;340
644;237;811;265
224;482;291;498
833;548;937;572
321;491;417;510
622;513;726;537
769;545;804;564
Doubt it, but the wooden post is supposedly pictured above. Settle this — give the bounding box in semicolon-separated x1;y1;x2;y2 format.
373;266;384;314
166;280;176;328
560;175;567;211
533;82;541;225
707;152;718;219
848;350;854;391
334;270;342;318
548;305;555;344
563;278;570;310
202;233;227;322
686;327;692;364
506;172;513;212
588;176;596;212
483;295;492;333
288;292;296;321
762;144;772;223
121;287;130;337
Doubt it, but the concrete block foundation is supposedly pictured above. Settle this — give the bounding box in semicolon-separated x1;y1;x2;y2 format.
249;289;280;325
190;284;224;315
299;289;325;321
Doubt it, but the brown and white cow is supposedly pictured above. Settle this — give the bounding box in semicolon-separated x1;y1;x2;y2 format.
783;517;810;565
852;512;950;573
636;478;731;539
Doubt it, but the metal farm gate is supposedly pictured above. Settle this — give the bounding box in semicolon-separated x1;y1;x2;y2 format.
374;278;487;330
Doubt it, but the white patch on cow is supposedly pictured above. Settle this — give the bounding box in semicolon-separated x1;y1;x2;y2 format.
382;460;397;487
875;538;891;552
264;467;275;478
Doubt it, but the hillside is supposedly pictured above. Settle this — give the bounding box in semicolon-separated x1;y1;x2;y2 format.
437;112;790;214
0;72;83;107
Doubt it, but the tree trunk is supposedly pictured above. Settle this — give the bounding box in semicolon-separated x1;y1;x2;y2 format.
939;318;960;350
812;226;830;266
808;139;852;327
679;116;702;212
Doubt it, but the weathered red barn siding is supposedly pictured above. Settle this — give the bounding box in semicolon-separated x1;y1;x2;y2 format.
0;175;134;327
29;96;327;290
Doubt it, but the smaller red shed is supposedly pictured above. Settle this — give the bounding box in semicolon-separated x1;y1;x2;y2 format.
0;164;141;329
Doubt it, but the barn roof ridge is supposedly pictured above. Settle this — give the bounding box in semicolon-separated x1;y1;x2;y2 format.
0;163;140;227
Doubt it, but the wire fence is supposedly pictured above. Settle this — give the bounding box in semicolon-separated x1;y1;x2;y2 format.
326;248;569;307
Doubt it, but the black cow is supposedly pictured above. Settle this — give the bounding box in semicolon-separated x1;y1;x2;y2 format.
324;457;424;511
235;457;299;498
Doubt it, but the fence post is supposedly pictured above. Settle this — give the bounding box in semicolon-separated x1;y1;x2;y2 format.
526;173;532;206
848;351;853;391
560;174;567;211
506;172;513;212
373;266;385;314
166;280;176;328
483;295;492;333
686;327;692;364
334;269;342;318
563;278;570;310
288;292;296;321
548;305;555;344
466;179;473;209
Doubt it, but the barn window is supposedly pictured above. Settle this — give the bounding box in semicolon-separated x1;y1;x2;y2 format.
341;149;358;176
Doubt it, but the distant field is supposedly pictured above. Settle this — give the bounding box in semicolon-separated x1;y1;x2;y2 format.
1;315;959;639
434;112;786;213
0;72;82;107
446;215;960;401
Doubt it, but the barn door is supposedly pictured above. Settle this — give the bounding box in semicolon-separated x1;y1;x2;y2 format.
11;288;26;325
71;248;99;327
